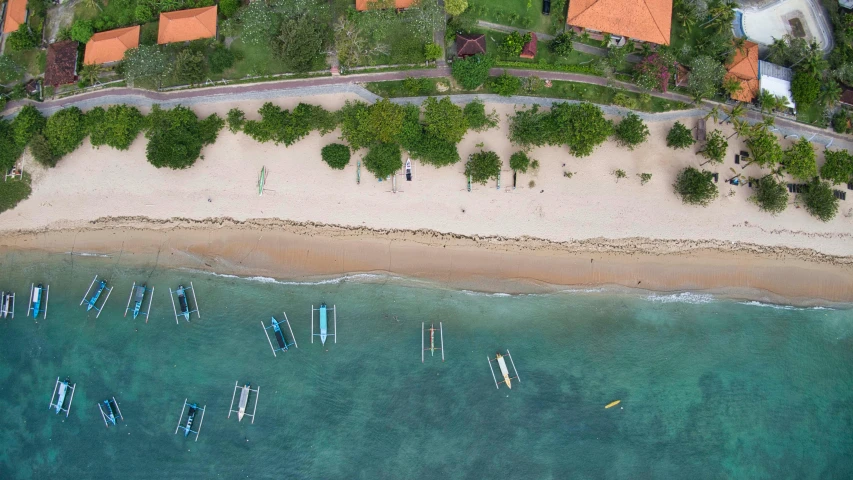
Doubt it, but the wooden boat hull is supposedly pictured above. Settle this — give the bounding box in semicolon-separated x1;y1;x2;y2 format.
55;382;68;414
271;317;288;350
497;354;512;389
238;385;250;421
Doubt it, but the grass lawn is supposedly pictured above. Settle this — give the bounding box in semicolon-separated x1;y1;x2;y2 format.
8;50;46;78
467;0;557;34
222;38;327;80
796;102;827;127
366;21;427;66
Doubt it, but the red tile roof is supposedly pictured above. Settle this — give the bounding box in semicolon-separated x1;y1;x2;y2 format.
520;32;537;59
355;0;414;10
84;26;140;65
456;33;486;57
2;0;28;34
45;41;79;87
725;41;759;102
158;6;217;44
566;0;672;45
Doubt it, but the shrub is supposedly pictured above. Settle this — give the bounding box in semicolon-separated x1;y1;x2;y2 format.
424;43;442;61
87;105;145;151
698;129;727;164
549;33;574;57
70;20;94;43
782;137;816;181
633;52;674;92
321;143;351;170
820;149;853;185
451;54;495;90
363;143;402;178
490;73;520;97
226;108;246;133
273;14;328;73
445;0;468;16
463;100;498;131
750;175;788;215
11;106;46;148
208;45;236;74
6;25;38;52
673;167;718;206
220;0;240;17
339;101;373;150
499;32;531;58
243;102;336;146
465;150;501;184
43;107;87;161
145;105;221;169
0;172;31;214
552;102;613;157
29;133;57;167
801;179;838;222
134;5;154;23
666;121;695;149
402;77;433;95
791;70;821;106
745;127;783;169
509;151;531;173
613;112;649;150
423;97;468;144
638;173;652;185
0;120;23;172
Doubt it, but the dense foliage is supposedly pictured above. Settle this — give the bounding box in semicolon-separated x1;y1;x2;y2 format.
782;138;817;181
499;32;531;58
790;70;821;106
465;150;501;184
613;112;649;150
698;129;727;164
397;104;461;167
745;127;783;169
508;103;613;157
444;0;468;16
451;54;495;90
87;105;146;151
463;100;498;132
12;106;46;149
0;172;31;214
490;72;520;96
750;176;788;215
422;97;468;144
363;142;402;178
321;143;351;170
173;49;207;86
273;15;328;73
634;52;674;93
243;102;337;146
340;99;405;149
666;121;695;149
687;55;725;100
43;107;88;162
6;25;39;52
673;166;718;206
802;179;839;222
226;108;246;133
820;149;853;184
0;120;23;172
29;133;57;167
70;20;94;43
145;105;223;169
548;33;574;57
509;151;531;173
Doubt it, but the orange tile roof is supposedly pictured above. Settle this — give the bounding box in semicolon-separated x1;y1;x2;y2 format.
355;0;414;11
726;41;759;101
84;26;140;65
3;0;28;34
566;0;672;45
158;6;217;44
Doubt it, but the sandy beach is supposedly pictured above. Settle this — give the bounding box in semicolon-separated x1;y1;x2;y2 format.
1;95;852;303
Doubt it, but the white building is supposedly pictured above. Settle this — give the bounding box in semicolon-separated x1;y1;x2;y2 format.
759;60;795;113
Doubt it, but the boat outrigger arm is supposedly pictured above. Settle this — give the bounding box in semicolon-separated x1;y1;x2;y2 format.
79;275;113;318
97;397;124;427
174;399;206;441
487;350;521;390
49;377;77;418
311;303;337;345
262;313;298;357
422;322;445;363
169;282;201;324
27;283;49;320
227;381;260;424
124;282;154;321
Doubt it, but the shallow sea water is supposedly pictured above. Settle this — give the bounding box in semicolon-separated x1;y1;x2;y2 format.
0;252;851;479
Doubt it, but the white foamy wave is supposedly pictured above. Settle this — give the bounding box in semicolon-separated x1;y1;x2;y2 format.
460;290;513;297
646;292;715;304
738;301;834;311
193;270;389;286
65;252;112;258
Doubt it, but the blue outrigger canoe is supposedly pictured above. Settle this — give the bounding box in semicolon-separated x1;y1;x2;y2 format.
87;281;107;311
319;303;328;345
32;284;44;317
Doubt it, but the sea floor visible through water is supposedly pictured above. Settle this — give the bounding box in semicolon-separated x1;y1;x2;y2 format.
0;252;851;479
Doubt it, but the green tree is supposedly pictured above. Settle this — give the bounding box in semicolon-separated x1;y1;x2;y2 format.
0;120;23;172
698;129;727;165
363;143;402;178
791;70;821;106
367;99;405;144
29;133;58;167
509;151;531;173
321;143;351;170
687;55;725;100
424;43;442;61
744;127;783;169
208;44;236;74
226;108;246;133
423;97;468;144
465;150;501;184
173;49;207;86
782;138;817;181
273;15;328;73
489;72;520;96
220;0;240;17
666;121;695;149
499;32;531;58
613;112;649;150
11;106;46;149
464;100;498;131
243;102;336;146
339;101;373;150
122;45;172;88
550;102;613;157
43;107;88;161
70;20;94;43
87;105;146;151
451;54;495;90
6;25;38;52
801;179;839;222
750;175;788;215
0;55;24;84
820;149;853;185
673;166;718;206
444;0;468;16
549;32;574;57
145;105;222;169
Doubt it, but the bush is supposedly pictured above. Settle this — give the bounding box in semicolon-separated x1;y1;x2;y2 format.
273;14;328;73
43;107;87;161
70;20;94;43
220;0;240;18
820;149;853;185
465;150;501;184
145;105;220;169
666;121;695;149
403;77;433;95
243;102;336;146
11;106;46;148
549;33;574;57
782;137;816;181
424;43;442;61
490;73;520;97
698;129;728;164
87;105;145;151
0;120;24;172
633;52;674;92
29;133;58;167
445;0;468;16
134;4;154;23
750;175;788;215
226;108;246;133
613;112;649;150
499;32;531;58
463;100;498;131
673;167;718;206
363;143;401;178
6;25;38;52
321;143;351;170
802;179;839;222
208;45;236;74
791;70;821;106
509;151;531;173
0;172;32;214
451;54;495;90
423;96;468;144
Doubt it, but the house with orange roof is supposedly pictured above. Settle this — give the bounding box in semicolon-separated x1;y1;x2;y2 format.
566;0;672;45
724;41;759;102
158;6;217;45
355;0;414;11
84;26;140;65
3;0;29;34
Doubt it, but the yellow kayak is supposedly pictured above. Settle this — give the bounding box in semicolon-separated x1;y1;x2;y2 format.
605;400;621;409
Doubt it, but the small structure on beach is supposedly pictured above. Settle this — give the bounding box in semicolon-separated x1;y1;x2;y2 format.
158;6;218;45
520;32;538;59
45;41;80;87
84;26;140;65
456;34;486;58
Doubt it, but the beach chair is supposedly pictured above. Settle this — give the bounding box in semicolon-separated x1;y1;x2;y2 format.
735;154;740;164
712;173;719;183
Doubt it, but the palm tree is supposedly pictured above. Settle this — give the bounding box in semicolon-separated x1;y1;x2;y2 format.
704;105;721;123
767;37;788;64
677;11;696;33
820;79;842;107
721;102;745;124
722;76;743;99
80;63;103;87
82;0;101;10
757;89;776;114
728;117;752;139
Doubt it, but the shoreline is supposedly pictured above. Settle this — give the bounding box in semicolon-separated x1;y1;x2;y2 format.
2;217;851;306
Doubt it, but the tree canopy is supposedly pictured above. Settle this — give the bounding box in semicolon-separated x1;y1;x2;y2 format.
86;105;146;151
698;129;727;164
243;102;337;146
145;105;223;169
820;149;853;185
465;150;501;184
11;106;46;149
745;127;783;169
43;107;88;161
423;97;468;144
791;70;821;106
782;138;816;181
321;143;351;170
451;54;495;90
673;166;718;206
273;15;328;73
123;45;172;88
489;72;520;96
0;120;23;172
801;179;839;222
666;121;696;149
499;32;531;58
463;100;498;132
613;112;650;150
363;142;402;178
444;0;468;16
509;151;531;173
687;55;725;100
750;175;788;215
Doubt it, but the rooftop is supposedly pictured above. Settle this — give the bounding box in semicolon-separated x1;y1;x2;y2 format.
45;41;79;87
355;0;415;10
3;0;28;34
158;6;218;44
84;26;140;65
520;33;538;59
725;41;759;102
456;33;486;57
566;0;673;45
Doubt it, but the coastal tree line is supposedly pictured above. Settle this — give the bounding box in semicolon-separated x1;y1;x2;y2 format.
1;99;850;222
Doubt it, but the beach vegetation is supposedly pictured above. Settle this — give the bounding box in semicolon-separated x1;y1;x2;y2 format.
321;143;351;170
87;105;146;151
674;166;718;206
666;121;695;150
339;101;373;150
465;150;501;184
145;105;222;170
820;149;853;185
638;173;652;185
43;107;88;162
698;129;727;165
509;151;532;173
744;127;783;169
0;120;24;172
451;54;495;90
0;172;31;214
508;103;612;157
397;105;461;167
363;142;402;178
612;169;627;182
226;108;246;133
368;99;406;145
463;100;499;132
801;179;839;222
243;102;337;146
423;97;468;144
613;112;649;150
29;133;58;167
750;175;788;215
11;106;47;149
782;138;817;181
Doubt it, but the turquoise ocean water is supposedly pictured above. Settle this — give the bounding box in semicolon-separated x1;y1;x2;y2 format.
0;252;852;479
